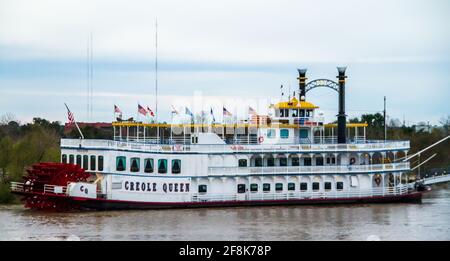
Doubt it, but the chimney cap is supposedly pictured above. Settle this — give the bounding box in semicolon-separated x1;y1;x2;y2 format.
297;68;307;75
337;66;347;75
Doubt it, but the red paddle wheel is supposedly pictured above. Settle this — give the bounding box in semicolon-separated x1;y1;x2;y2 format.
22;163;90;210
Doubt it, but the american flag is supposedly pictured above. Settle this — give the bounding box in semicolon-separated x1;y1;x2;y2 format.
64;103;75;125
248;106;257;115
114;105;122;114
223;107;232;117
147;106;155;117
138;104;147;116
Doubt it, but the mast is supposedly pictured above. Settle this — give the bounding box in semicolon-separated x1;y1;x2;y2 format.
384;96;387;141
155;17;158;123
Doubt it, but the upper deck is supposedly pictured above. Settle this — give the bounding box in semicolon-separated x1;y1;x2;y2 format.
61;138;410;154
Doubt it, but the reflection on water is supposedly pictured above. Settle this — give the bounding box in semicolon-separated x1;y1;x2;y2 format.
1;184;449;241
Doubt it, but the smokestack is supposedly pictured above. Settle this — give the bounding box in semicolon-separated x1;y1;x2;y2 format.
297;68;307;101
337;66;347;144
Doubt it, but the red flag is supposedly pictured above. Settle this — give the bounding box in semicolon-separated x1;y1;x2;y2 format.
147;106;155;117
114;105;122;114
138;104;147;116
67;110;75;125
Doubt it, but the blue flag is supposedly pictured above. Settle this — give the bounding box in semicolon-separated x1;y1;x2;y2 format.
185;107;194;117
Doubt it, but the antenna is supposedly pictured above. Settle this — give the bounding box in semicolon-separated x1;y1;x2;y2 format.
155;17;158;123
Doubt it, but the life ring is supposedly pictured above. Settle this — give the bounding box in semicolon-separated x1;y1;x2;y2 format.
374;175;381;186
258;136;264;143
350;158;356;165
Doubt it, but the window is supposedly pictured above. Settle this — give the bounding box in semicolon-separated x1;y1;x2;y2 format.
263;183;271;192
69;155;74;164
76;155;82;167
237;184;246;193
300;182;308;191
144;158;154;173
90;155;96;171
255;157;263;167
280;109;289;117
336;182;344;190
312;182;320;191
299;129;308;138
238;159;247;167
98;156;104;171
332;158;336;164
325;182;332;190
83;155;88;170
292;109;298;117
299;110;305;117
267;157;274;167
316;157;324;166
288;182;295;191
267;129;276;138
279;157;287;166
198;184;207;193
275;183;283;192
172;159;181;174
158;159;168;174
116;156;126;171
303;158;312;166
292;157;299;166
280;129;289;139
62;154;67;164
130;157;140;172
250;183;258;192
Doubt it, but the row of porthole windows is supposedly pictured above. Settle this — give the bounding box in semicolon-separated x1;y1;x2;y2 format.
115;156;181;174
61;154;104;171
198;181;344;194
238;157;334;167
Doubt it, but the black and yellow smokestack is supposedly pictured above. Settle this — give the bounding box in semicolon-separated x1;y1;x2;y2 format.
337;67;347;144
297;68;307;101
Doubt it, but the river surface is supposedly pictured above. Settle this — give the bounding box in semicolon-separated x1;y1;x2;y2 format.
1;184;449;241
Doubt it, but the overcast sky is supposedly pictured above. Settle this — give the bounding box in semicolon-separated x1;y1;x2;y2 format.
1;0;449;125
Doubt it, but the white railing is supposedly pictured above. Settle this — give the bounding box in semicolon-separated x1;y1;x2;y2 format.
61;138;409;154
191;185;411;202
208;162;410;176
419;174;450;185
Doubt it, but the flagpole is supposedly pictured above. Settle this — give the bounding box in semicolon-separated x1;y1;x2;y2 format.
64;103;84;139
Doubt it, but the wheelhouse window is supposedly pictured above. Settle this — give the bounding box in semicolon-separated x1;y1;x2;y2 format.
275;183;283;192
299;110;305;117
172;159;181;174
250;184;258;192
288;182;295;191
280;129;289;139
292;109;298;117
76;155;82;167
300;182;308;191
292;157;299;166
267;129;276;138
90;155;96;171
263;183;271;192
237;184;246;194
69;155;74;164
158;159;167;174
130;157;140;172
312;182;320;191
144;158;154;173
62;154;67;164
336;182;344;190
279;157;287;166
116;156;126;171
198;184;207;194
238;159;247;167
98;156;104;171
82;155;88;170
324;182;332;191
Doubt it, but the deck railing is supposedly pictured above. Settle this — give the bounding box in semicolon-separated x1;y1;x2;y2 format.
191;185;411;202
61;138;410;153
208;162;410;176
